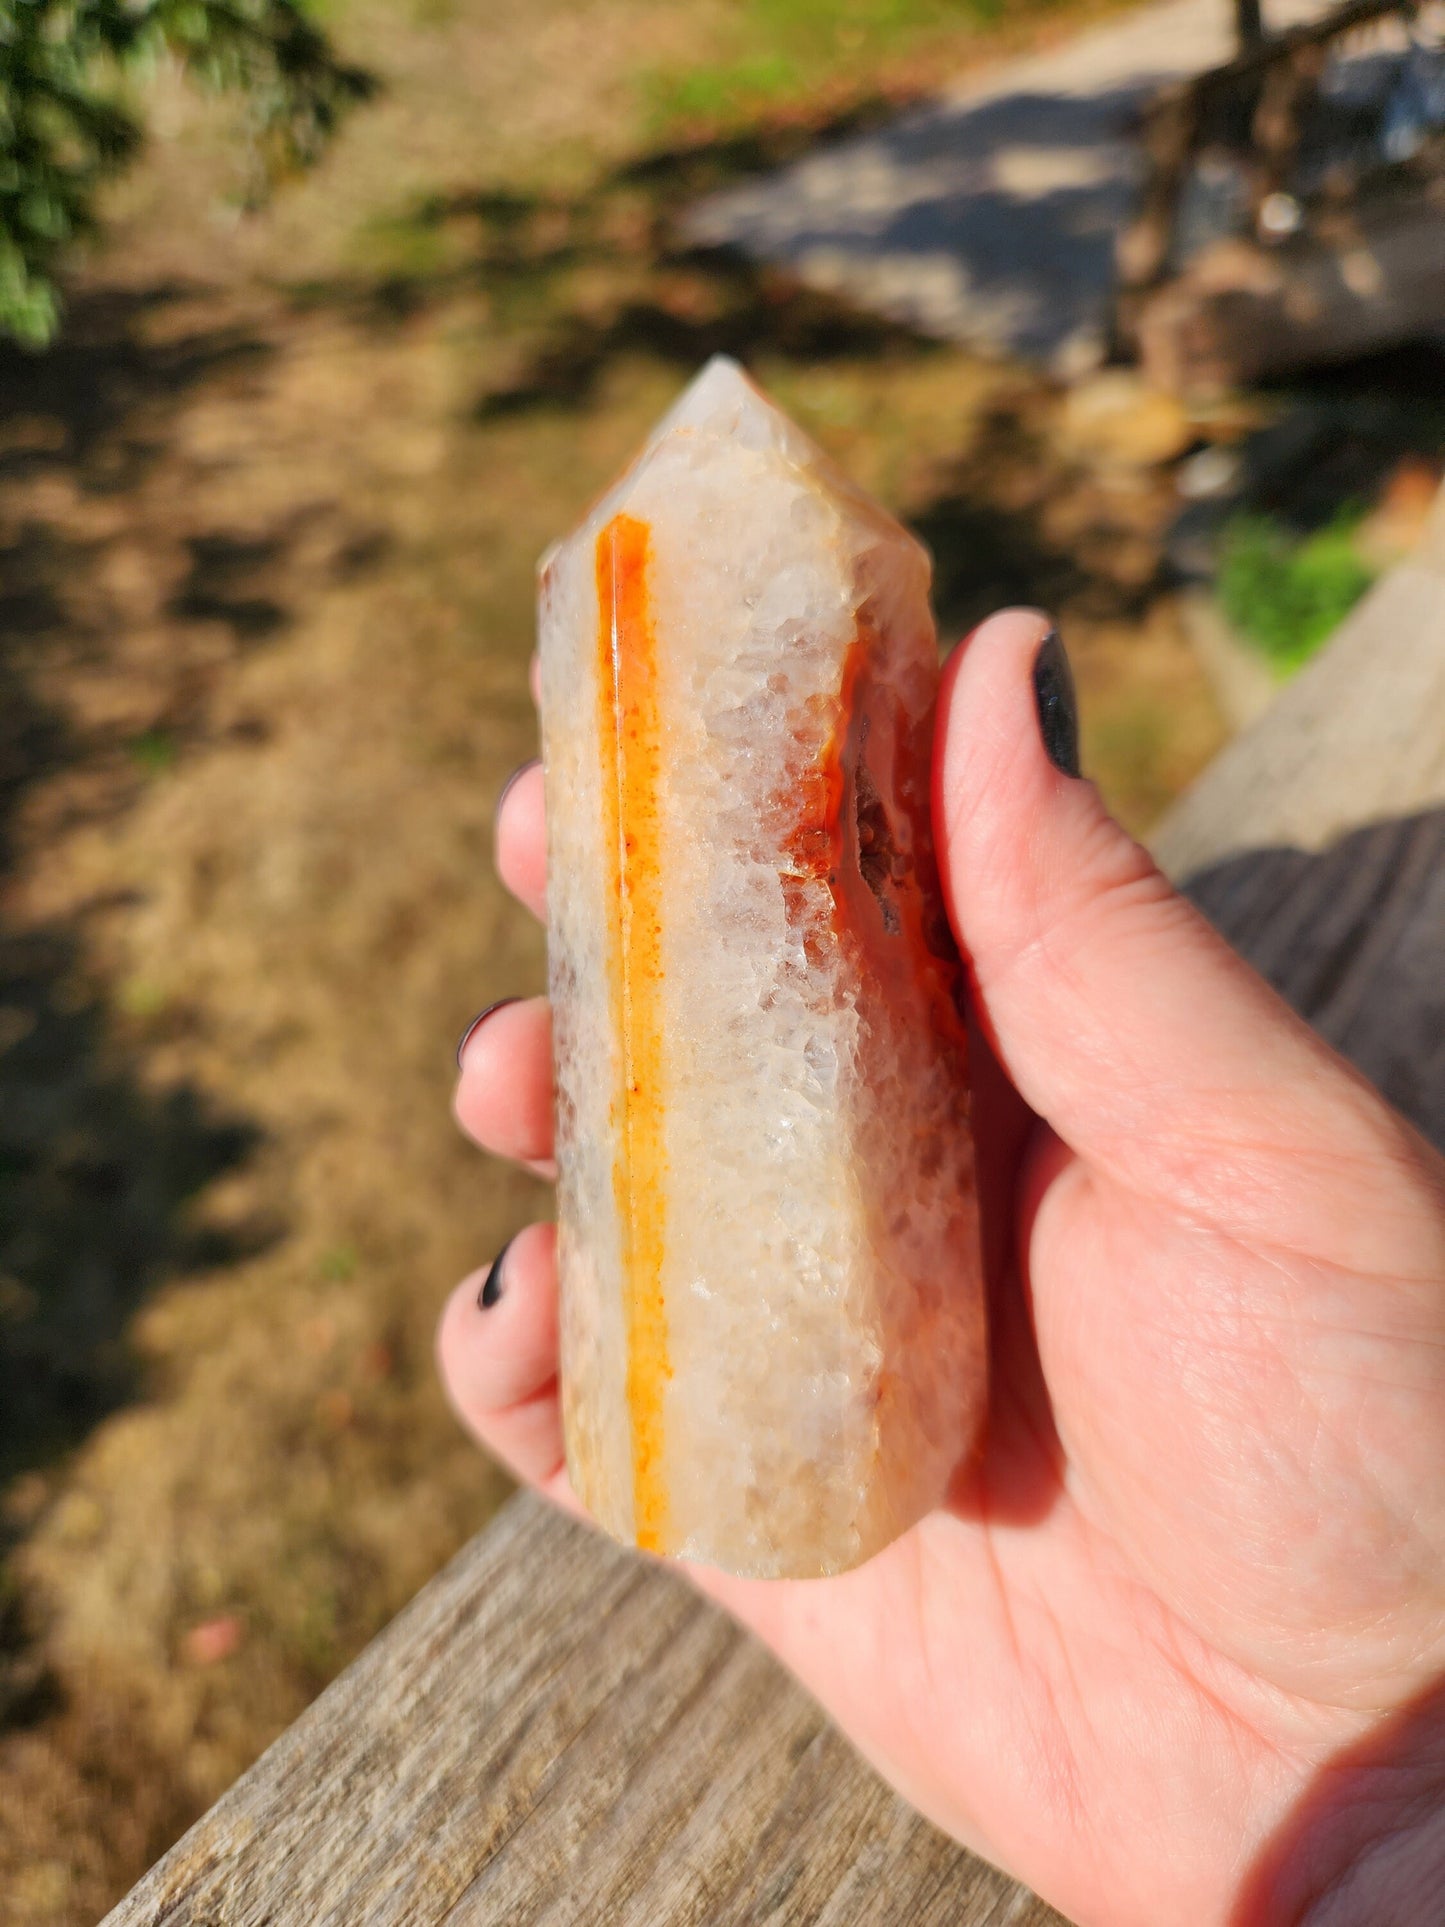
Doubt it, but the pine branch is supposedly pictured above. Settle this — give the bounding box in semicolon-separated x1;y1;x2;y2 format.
0;0;377;344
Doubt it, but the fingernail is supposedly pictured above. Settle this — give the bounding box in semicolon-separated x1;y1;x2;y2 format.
1032;628;1081;778
478;1239;513;1311
456;997;520;1069
497;757;540;819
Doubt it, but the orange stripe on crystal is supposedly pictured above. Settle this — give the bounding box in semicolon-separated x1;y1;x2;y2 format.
595;512;670;1553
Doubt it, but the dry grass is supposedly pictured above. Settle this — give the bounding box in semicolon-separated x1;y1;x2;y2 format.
0;3;1223;1920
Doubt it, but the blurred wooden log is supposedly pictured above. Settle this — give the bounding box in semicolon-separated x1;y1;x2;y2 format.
1113;0;1427;358
104;495;1445;1927
1137;186;1445;392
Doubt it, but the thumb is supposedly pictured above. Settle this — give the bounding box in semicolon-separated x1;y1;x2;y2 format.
933;610;1414;1254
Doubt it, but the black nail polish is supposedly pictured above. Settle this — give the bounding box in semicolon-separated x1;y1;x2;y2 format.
1032;629;1081;779
456;997;521;1069
478;1239;512;1310
497;757;540;819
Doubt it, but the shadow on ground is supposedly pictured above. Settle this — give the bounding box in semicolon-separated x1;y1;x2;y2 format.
302;101;1158;641
0;291;289;1727
0;288;268;488
687;80;1163;363
367;105;950;409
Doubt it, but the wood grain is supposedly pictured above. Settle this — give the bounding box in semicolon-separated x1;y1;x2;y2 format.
101;1494;1065;1927
1185;808;1445;1154
106;494;1445;1927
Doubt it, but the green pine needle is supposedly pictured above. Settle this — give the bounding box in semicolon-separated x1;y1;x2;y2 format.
0;0;375;346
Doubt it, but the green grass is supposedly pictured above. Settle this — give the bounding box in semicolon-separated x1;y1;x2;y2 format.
642;0;1012;133
1218;511;1376;676
127;728;178;776
319;1244;359;1283
117;977;169;1020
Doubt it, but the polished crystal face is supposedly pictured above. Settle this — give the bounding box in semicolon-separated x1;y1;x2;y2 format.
539;358;985;1578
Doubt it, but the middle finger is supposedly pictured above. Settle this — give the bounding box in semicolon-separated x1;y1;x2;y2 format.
496;758;546;922
456;994;555;1171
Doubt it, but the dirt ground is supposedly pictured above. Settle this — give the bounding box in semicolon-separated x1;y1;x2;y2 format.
0;3;1228;1920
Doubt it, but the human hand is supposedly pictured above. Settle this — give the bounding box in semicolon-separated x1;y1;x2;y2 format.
440;610;1445;1927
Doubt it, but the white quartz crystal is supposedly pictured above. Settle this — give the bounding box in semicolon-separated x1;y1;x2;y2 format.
539;357;984;1578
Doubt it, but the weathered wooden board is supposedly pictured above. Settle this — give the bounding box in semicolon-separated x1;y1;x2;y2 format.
106;496;1445;1927
1185;807;1445;1153
102;1492;1064;1927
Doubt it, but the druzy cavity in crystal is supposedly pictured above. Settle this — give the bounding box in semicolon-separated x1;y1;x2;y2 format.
539;357;985;1578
